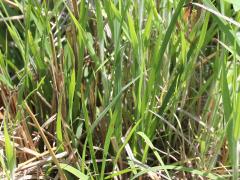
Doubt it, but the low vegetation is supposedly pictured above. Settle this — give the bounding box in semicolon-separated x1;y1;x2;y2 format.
0;0;240;179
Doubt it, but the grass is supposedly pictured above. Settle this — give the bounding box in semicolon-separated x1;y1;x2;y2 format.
0;0;240;179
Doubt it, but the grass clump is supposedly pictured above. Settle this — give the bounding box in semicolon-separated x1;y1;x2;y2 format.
0;0;240;179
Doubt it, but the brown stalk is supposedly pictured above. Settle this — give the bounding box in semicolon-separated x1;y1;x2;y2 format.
21;112;37;154
49;33;59;96
16;151;68;173
36;92;52;109
65;0;79;71
17;147;57;170
0;112;3;119
0;15;24;22
24;101;67;180
2;0;18;8
0;139;40;157
71;0;79;19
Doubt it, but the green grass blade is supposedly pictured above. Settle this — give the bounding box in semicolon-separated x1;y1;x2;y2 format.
59;163;89;180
